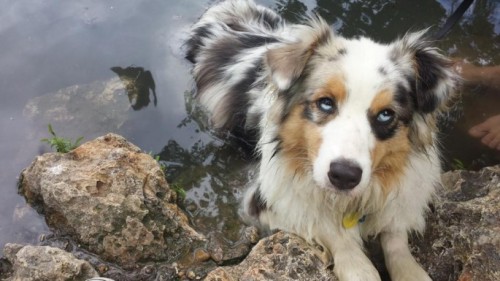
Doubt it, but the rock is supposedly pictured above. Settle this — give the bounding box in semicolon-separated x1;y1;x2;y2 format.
23;78;130;138
3;243;98;281
16;131;499;279
412;165;500;281
19;133;205;268
206;165;499;281
207;226;259;265
205;231;337;281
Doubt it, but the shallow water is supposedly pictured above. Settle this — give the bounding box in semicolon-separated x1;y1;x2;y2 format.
0;0;498;268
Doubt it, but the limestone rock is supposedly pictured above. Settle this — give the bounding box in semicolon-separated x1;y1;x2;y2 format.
207;226;260;265
19;133;205;268
205;231;337;281
3;243;98;281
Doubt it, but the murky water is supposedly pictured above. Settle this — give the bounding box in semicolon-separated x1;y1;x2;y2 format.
0;0;498;272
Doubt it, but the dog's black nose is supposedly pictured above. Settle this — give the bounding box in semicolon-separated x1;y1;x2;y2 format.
328;160;362;190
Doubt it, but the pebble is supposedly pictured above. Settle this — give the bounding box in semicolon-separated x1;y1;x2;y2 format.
193;248;211;263
187;270;196;279
97;264;109;274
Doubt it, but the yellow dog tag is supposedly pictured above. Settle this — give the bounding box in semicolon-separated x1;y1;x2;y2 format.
342;212;362;229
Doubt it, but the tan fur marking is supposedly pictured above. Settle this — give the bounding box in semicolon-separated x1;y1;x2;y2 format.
267;42;312;86
371;127;411;194
310;77;346;104
370;90;393;114
326;77;346;104
280;105;322;177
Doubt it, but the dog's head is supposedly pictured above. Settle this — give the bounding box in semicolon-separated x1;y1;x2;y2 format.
267;19;456;195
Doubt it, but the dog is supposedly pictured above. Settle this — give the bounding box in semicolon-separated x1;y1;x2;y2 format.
186;1;457;280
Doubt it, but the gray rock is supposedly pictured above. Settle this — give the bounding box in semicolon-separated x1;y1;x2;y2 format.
412;165;500;281
207;226;260;265
3;243;98;281
19;133;205;268
205;231;337;281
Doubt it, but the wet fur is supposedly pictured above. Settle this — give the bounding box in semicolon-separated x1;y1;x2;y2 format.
186;1;457;280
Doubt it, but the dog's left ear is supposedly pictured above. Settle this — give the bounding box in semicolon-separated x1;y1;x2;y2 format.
266;19;333;91
394;31;457;113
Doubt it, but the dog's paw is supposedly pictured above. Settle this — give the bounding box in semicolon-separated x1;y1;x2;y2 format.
334;254;381;281
310;243;333;268
335;267;381;281
390;264;432;281
388;259;432;281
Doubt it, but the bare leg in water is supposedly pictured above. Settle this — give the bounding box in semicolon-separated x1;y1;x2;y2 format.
469;115;500;150
454;61;500;151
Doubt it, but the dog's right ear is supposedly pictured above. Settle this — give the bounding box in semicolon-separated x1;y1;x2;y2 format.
266;19;333;91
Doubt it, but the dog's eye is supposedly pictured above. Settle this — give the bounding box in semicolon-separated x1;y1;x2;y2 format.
316;98;335;113
376;109;395;124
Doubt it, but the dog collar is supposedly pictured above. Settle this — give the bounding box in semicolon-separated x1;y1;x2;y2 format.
342;212;366;229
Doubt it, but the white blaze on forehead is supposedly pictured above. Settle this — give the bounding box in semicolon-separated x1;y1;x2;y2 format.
341;37;395;102
312;37;395;192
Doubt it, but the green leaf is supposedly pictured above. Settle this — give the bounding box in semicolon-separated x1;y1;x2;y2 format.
41;124;84;153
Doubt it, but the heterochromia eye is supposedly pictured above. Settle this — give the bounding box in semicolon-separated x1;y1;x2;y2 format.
376;109;395;123
317;98;335;113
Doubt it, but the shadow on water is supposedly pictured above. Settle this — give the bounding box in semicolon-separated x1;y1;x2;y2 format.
111;66;157;111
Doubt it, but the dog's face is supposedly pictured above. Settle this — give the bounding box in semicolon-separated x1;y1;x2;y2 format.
267;21;455;195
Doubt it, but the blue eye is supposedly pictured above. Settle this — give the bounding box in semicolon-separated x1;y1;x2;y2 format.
376;109;395;123
317;98;335;113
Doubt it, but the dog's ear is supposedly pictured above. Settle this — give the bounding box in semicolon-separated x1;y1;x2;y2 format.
266;19;333;91
393;31;457;113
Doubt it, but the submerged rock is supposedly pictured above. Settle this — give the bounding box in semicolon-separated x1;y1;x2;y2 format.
23;77;130;138
19;133;205;268
3;244;98;281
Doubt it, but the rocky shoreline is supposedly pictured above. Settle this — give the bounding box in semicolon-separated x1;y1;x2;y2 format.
1;134;498;280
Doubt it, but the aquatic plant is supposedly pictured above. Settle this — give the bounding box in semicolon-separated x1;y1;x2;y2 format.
150;153;185;200
41;124;83;153
451;158;466;170
154;155;167;172
170;183;186;200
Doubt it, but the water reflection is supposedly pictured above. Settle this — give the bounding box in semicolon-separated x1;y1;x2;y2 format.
159;91;252;240
435;0;500;169
274;0;308;22
111;66;157;110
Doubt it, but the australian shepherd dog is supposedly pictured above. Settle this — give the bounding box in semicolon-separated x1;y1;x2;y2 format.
186;0;457;280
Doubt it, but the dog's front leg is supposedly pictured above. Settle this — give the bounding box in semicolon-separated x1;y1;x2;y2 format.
333;243;381;281
380;231;432;281
318;230;381;281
